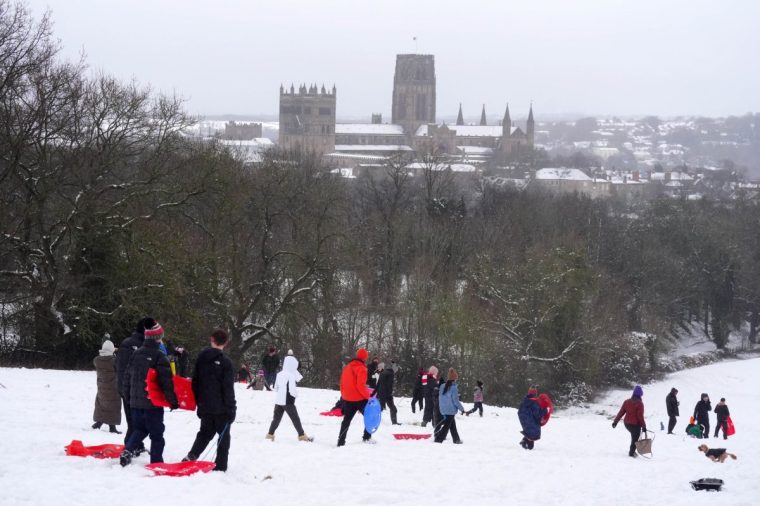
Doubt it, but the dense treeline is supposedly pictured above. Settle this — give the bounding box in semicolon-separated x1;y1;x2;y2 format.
1;2;758;406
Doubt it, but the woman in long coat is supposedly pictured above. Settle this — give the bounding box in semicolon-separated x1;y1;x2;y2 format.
93;340;122;433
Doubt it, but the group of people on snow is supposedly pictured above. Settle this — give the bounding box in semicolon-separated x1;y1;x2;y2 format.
612;385;733;458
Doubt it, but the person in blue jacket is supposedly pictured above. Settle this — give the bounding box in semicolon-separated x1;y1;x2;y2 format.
518;386;548;450
434;368;465;444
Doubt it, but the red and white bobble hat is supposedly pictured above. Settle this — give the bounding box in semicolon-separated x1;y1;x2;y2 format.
144;322;164;340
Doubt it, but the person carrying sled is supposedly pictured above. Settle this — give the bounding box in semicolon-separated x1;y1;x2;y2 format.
612;385;647;458
262;347;280;391
337;348;373;447
518;387;548;449
265;354;314;442
120;322;178;466
421;365;439;427
665;387;679;434
411;369;425;413
713;398;730;440
693;393;712;439
466;380;485;417
182;329;236;472
92;340;122;434
376;362;400;425
116;317;155;447
434;368;464;444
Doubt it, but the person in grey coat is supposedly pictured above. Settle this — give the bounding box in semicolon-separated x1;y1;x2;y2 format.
93;340;122;433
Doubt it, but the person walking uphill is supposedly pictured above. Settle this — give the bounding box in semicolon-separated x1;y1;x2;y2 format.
466;381;484;417
92;340;122;434
693;393;712;439
434;368;465;444
612;385;647;458
421;365;439;427
120;322;178;467
182;329;236;472
337;348;373;447
262;347;280;391
518;387;547;449
666;387;679;434
376;362;400;425
714;398;730;440
265;354;314;442
116;317;155;447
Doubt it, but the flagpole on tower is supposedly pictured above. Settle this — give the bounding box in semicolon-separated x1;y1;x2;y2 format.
413;36;418;53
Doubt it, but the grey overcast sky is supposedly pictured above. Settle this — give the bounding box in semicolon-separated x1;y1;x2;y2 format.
26;0;760;120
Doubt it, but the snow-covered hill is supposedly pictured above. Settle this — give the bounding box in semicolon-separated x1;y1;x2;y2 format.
1;359;758;505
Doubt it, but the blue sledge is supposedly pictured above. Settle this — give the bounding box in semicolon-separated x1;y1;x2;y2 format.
364;397;382;434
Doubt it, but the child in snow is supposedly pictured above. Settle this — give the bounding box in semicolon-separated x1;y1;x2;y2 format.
612;385;647;458
337;348;373;447
693;393;712;439
421;365;439;427
92;340;122;434
685;418;705;438
182;329;236;472
120;322;178;467
713;398;730;440
266;354;313;442
518;386;548;449
411;369;425;414
434;368;464;444
466;380;484;417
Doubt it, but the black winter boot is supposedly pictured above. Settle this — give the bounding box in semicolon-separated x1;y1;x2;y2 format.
109;425;122;434
92;422;102;429
119;450;133;467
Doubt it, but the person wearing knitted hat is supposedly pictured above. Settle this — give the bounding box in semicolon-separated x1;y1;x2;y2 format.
434;368;465;443
518;386;548;450
337;348;373;447
92;340;122;434
612;385;647;457
421;365;440;427
120;321;179;467
116;317;155;447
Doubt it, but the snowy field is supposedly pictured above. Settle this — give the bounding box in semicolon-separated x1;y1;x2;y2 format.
1;359;758;505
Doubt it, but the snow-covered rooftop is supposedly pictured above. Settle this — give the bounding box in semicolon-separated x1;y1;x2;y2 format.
535;168;592;181
415;124;517;137
335;124;405;135
334;144;413;152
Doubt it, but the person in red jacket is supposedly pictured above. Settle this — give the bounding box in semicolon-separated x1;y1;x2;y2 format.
337;348;373;447
612;385;647;457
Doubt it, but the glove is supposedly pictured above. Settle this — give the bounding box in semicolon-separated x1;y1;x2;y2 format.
228;411;237;424
611;421;617;429
170;402;180;411
460;410;465;415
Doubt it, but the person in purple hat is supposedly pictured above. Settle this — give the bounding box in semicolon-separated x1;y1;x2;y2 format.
612;385;647;457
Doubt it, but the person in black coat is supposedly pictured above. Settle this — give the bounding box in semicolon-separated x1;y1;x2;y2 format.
713;398;730;440
261;347;280;391
367;356;380;389
693;393;712;439
120;322;178;467
183;329;236;471
411;369;424;413
116;317;155;447
665;387;679;434
376;363;399;425
421;366;440;427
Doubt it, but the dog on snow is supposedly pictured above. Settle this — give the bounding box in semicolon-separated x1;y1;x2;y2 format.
697;444;737;463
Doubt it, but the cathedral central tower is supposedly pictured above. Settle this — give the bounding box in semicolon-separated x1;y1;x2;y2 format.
391;54;436;136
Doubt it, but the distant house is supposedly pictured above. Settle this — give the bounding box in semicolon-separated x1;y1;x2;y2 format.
531;168;611;199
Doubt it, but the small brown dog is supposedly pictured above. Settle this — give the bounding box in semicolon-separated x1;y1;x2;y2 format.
698;444;738;463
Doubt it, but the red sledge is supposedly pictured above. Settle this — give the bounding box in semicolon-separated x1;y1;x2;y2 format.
320;408;343;417
65;440;124;459
538;393;553;426
146;369;196;410
726;416;736;437
393;433;431;440
145;461;215;477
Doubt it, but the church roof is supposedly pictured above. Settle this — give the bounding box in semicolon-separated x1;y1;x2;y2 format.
335;123;405;135
535;168;593;181
415;124;517;137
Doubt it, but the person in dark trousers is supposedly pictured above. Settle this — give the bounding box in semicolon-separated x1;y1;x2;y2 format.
182;329;236;472
665;387;679;434
434;368;465;444
337;348;373;447
120;322;178;467
713;398;730;440
376;362;400;425
411;369;425;413
116;317;155;448
261;347;280;391
92;340;122;433
266;354;313;442
421;365;439;427
518;386;548;449
367;356;380;389
693;393;712;439
612;385;647;458
466;380;484;417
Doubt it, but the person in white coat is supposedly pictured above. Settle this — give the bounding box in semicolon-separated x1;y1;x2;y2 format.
265;355;313;442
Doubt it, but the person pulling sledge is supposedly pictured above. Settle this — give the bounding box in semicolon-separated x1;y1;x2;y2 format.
265;354;313;442
518;386;548;449
612;385;647;458
713;398;730;440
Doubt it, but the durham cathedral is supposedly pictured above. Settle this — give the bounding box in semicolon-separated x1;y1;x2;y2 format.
278;54;534;168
